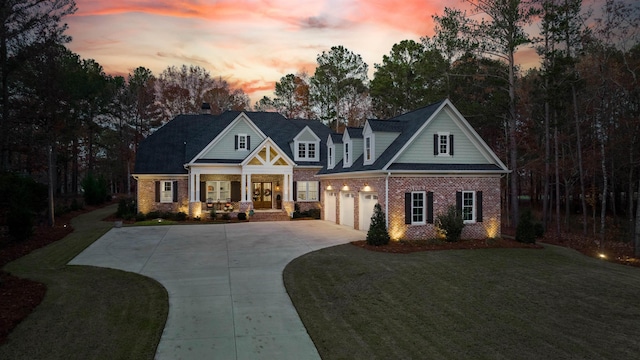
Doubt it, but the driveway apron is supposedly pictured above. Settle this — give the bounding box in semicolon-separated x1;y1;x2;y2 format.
69;220;364;359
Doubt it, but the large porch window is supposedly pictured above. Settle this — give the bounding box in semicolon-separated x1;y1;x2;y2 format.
296;181;318;201
206;181;230;202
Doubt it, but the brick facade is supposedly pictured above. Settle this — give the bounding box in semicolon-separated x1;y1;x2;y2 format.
137;177;189;215
320;175;501;240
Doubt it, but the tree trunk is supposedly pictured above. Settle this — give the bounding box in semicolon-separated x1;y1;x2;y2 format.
554;116;561;238
48;144;56;227
635;172;640;257
600;140;607;246
571;85;587;235
543;82;551;231
508;52;519;227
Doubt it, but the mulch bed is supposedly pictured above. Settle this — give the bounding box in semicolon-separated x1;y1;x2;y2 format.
0;203;111;344
542;233;640;267
352;238;543;253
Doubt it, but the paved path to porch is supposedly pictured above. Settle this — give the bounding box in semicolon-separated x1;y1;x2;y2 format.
69;220;364;359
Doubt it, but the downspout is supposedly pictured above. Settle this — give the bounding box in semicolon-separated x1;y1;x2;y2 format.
385;172;390;230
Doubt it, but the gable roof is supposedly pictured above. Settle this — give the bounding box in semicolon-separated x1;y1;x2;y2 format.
317;99;509;176
134;111;333;174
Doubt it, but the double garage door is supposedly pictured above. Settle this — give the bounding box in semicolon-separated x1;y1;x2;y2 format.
324;190;377;231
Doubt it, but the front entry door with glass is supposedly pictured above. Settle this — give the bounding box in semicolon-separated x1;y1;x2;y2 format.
252;182;272;209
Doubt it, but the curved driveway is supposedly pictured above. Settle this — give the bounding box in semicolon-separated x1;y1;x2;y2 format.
69;220;364;359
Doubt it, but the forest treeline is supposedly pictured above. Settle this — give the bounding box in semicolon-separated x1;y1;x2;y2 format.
0;1;639;246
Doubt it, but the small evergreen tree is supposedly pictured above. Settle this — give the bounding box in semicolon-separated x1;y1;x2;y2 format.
436;205;465;242
366;203;390;246
516;210;536;244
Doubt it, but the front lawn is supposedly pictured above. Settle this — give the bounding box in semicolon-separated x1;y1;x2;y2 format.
284;243;640;359
0;205;168;359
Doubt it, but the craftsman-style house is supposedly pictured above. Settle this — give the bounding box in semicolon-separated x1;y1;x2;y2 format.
133;99;509;239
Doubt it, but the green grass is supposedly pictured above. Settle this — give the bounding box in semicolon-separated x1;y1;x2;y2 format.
284;244;640;360
132;219;178;226
0;205;168;359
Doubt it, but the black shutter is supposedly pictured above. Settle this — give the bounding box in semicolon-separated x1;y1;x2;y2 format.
456;191;462;215
405;193;412;224
172;181;178;202
293;182;298;201
200;182;206;202
449;134;454;156
234;135;238;150
247;136;251;150
155;181;160;202
316;181;321;202
433;134;438;156
427;191;434;224
231;181;241;201
476;191;483;222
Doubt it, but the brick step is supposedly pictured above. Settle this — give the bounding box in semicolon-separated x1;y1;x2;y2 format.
249;210;290;222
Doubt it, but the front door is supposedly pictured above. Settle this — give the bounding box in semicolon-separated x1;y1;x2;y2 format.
252;182;272;209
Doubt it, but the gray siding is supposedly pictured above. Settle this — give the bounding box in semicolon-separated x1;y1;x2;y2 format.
296;128;319;142
374;132;399;162
351;139;364;162
395;110;488;164
202;118;264;159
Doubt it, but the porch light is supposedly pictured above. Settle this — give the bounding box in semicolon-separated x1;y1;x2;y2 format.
276;181;280;191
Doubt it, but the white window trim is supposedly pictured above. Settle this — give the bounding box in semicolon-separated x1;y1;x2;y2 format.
296;181;319;202
328;145;335;169
462;190;476;224
205;181;231;202
437;132;449;156
411;191;426;225
364;135;374;165
344;141;352;167
237;133;248;151
295;140;319;161
160;181;173;203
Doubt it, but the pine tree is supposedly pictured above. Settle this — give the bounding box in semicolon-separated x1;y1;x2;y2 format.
366;203;390;246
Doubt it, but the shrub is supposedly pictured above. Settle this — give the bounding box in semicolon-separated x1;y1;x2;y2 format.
237;212;247;221
146;211;161;220
307;208;321;219
366;203;390;246
435;205;465;242
116;198;136;218
174;212;187;221
7;208;34;242
221;213;231;220
210;209;217;220
516;210;536;244
70;198;83;211
135;212;146;222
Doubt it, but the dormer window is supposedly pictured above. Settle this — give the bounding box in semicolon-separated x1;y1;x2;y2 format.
328;145;334;169
296;141;318;161
344;141;351;167
434;132;454;156
364;135;374;165
235;134;250;151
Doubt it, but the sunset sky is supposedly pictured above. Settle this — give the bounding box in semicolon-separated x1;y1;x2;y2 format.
64;0;604;104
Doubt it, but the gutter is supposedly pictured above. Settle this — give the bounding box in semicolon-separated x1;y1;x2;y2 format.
385;171;390;230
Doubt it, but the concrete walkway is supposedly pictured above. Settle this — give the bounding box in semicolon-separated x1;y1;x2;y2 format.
69;220;364;359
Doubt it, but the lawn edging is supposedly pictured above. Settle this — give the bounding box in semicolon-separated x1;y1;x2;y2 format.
0;204;169;359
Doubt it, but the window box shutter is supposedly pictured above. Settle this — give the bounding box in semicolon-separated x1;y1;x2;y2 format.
200;182;206;202
433;134;438;155
405;193;411;224
476;191;483;222
231;181;241;201
234;135;238;150
247;136;251;150
456;191;462;215
449;134;454;156
172;181;178;202
427;191;434;224
293;182;297;201
155;181;160;202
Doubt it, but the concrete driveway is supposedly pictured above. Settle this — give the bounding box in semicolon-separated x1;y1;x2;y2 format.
69;220;364;359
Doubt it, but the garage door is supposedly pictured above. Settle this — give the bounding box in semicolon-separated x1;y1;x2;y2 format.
359;193;379;231
324;191;337;223
340;192;355;228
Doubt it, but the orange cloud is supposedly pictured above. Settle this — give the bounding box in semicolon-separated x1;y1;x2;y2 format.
232;79;276;96
348;0;445;36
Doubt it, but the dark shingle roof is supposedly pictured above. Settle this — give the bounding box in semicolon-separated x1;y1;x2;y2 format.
346;127;363;139
134;111;333;174
368;119;404;132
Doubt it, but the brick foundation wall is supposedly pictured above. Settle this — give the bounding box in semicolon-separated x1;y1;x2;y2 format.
320;175;502;240
137;177;189;215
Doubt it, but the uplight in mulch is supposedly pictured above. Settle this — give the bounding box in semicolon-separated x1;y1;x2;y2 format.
598;253;607;260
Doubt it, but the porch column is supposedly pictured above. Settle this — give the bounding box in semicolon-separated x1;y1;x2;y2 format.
242;172;252;201
287;173;294;201
194;173;200;202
